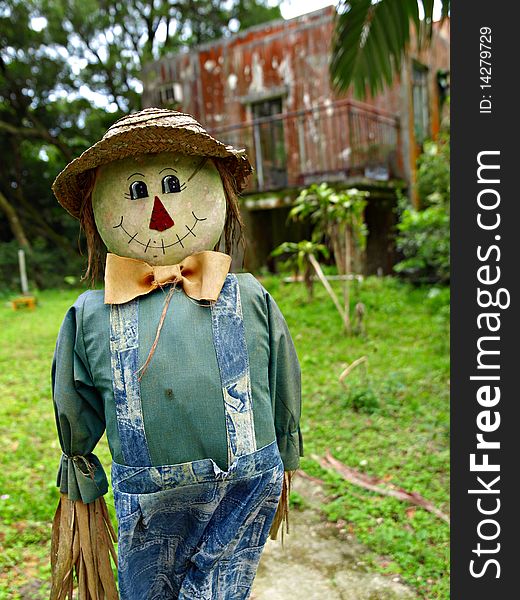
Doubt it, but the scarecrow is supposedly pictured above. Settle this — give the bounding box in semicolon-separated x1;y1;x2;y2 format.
49;108;302;600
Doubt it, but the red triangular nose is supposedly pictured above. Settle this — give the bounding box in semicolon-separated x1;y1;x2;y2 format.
149;196;174;232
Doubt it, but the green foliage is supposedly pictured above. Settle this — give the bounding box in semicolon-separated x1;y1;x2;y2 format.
271;240;329;300
416;135;450;206
0;239;87;293
394;134;450;283
0;289;114;596
0;241;20;292
394;201;450;283
287;183;370;333
271;240;329;275
232;0;282;31
424;285;450;317
291;183;369;249
288;491;307;511
0;0;282;289
330;0;451;98
290;183;369;276
281;274;449;599
343;383;380;414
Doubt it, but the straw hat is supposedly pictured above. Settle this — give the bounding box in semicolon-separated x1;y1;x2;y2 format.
52;107;253;219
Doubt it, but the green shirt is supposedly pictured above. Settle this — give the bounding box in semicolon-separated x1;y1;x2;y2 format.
52;273;302;503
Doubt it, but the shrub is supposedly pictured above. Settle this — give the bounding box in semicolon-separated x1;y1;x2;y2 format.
0;238;86;293
343;383;380;414
394;133;450;283
416;135;450;207
394;199;450;283
290;183;369;275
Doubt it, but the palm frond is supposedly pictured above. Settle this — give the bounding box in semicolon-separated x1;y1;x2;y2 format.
330;0;450;98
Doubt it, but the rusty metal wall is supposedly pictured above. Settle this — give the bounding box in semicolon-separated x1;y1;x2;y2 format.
141;8;450;189
142;8;449;125
143;8;342;123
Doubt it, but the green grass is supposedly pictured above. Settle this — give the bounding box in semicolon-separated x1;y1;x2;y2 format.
0;290;115;599
0;277;449;599
263;275;450;598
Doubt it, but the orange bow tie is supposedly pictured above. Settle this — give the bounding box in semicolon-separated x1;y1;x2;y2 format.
104;251;232;305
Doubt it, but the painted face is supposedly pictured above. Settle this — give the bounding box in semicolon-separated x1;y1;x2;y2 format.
92;152;226;265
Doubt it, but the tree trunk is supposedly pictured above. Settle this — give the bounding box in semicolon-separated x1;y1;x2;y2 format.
0;190;32;251
304;261;314;301
10;140;74;253
329;223;346;275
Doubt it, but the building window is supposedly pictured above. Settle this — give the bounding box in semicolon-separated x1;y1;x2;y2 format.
437;69;450;107
250;97;287;190
251;97;283;120
158;83;183;106
412;61;430;145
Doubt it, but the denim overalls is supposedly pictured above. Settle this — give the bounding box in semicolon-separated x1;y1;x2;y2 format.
109;274;285;600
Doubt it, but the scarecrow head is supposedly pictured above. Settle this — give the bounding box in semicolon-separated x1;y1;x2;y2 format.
52;108;252;280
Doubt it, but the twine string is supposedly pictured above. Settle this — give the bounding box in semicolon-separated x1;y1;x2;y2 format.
137;284;177;381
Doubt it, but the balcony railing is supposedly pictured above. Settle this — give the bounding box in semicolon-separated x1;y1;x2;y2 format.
210;99;402;194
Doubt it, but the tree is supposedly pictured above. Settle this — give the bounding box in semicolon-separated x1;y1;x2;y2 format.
41;0;282;113
288;183;369;333
271;240;329;300
0;0;282;289
290;183;368;275
0;0;90;287
330;0;450;98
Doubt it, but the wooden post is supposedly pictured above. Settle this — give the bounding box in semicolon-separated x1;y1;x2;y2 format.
297;115;306;173
308;253;350;333
18;248;29;295
252;122;264;191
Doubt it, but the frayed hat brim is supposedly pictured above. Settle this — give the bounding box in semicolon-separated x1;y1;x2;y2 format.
52;108;253;219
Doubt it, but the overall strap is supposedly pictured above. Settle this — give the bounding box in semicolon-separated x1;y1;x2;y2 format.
109;300;152;467
210;274;257;465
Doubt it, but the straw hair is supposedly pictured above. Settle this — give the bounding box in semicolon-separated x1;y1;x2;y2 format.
78;170;105;285
52;107;253;219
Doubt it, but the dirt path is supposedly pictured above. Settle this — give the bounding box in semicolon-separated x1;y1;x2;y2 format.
252;474;417;600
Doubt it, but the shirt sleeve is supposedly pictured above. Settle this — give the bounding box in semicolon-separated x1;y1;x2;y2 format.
51;295;108;504
265;291;303;471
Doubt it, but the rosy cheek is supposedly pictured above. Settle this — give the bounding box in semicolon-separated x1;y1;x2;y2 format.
126;202;149;220
209;206;222;219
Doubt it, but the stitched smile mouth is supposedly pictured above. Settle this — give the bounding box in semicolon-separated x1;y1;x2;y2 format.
113;212;207;254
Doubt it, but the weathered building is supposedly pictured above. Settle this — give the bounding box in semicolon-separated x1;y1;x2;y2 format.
142;7;450;272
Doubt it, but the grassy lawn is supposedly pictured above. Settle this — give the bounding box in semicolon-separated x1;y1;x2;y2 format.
0;276;449;599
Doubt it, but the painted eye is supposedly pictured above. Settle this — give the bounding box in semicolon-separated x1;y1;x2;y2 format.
129;181;148;200
162;175;181;194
